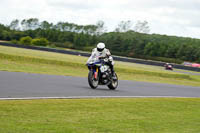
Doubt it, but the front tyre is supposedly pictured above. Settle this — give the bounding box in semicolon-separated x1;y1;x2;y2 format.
88;71;98;89
108;72;118;90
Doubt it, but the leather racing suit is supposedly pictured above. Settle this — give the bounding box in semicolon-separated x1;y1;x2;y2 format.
87;48;115;75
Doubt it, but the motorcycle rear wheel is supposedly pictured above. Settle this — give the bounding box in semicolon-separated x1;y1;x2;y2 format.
88;71;98;89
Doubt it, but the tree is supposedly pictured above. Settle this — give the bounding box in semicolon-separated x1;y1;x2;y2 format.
134;20;150;33
1;31;11;40
176;44;187;60
115;20;132;32
9;19;20;30
40;21;53;30
10;31;25;40
111;35;123;54
83;25;98;35
73;33;88;49
96;20;107;35
21;18;39;30
0;23;11;40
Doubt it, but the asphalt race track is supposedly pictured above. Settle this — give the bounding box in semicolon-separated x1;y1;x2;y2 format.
0;71;200;99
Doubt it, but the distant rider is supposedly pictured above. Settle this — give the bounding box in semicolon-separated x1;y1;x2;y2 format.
87;42;116;79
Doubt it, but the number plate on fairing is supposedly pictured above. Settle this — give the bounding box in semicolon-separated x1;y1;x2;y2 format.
100;65;108;72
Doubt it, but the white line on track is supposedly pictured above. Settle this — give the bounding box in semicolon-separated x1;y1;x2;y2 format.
0;96;198;100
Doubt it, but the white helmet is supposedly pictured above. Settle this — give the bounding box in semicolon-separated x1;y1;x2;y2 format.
97;42;105;52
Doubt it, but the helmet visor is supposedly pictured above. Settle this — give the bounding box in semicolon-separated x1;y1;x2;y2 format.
97;48;104;52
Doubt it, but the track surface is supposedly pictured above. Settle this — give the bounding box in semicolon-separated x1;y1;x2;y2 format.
0;71;200;99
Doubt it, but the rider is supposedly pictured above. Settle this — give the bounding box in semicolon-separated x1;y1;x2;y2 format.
87;42;116;78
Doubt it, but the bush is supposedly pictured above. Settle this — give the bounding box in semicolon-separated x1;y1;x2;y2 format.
31;38;48;46
11;39;18;44
54;42;74;49
19;36;32;45
82;46;94;52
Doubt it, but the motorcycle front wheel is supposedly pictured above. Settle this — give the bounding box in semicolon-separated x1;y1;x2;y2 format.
88;71;98;89
108;72;118;90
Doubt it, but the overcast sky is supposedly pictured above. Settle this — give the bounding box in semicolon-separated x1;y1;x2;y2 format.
1;0;200;39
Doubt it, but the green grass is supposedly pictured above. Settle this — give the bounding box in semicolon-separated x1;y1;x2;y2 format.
0;98;200;133
1;45;200;133
0;45;200;86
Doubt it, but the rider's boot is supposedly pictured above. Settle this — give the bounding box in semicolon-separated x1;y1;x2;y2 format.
111;67;117;80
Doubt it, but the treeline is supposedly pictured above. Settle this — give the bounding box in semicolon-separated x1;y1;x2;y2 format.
0;18;200;63
99;32;200;63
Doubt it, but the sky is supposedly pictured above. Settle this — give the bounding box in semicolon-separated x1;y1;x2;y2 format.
0;0;200;39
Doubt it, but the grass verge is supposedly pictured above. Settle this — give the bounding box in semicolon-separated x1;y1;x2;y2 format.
0;45;200;86
0;98;200;133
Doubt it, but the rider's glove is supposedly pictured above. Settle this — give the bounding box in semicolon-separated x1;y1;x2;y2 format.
99;56;104;59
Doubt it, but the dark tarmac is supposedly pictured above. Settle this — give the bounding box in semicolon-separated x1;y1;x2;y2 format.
0;71;200;99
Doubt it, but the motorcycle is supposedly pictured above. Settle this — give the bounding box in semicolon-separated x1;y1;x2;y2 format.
164;63;173;70
87;56;118;90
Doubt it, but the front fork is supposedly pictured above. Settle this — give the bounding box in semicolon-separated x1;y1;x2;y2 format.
94;67;98;80
88;65;99;80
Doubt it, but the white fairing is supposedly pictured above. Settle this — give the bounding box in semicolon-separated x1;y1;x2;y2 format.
88;57;99;64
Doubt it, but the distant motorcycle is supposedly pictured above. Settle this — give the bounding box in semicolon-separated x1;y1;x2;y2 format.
87;56;118;90
164;63;173;70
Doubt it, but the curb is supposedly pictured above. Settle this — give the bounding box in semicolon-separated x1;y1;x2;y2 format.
0;96;198;100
